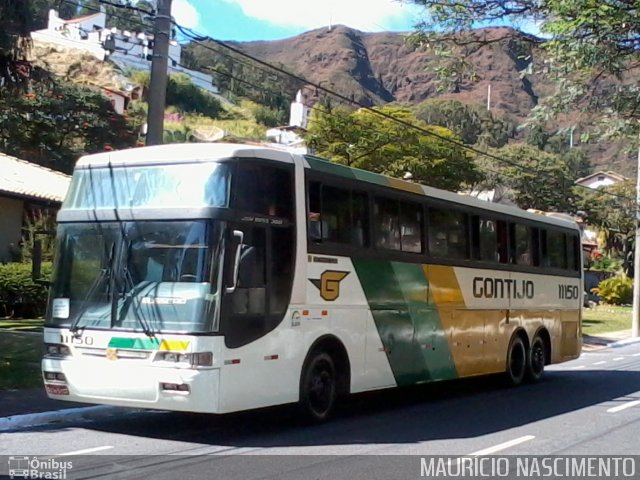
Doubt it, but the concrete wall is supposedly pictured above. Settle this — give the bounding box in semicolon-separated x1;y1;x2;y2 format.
0;196;24;263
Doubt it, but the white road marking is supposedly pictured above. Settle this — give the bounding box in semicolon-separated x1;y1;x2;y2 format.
607;400;640;414
467;435;536;456
58;446;114;456
633;353;640;357
613;357;624;361
593;361;607;365
570;365;585;370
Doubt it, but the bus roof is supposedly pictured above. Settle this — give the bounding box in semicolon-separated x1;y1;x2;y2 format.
75;143;578;230
75;143;296;168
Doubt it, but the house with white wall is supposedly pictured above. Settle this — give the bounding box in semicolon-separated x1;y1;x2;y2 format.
31;9;218;95
575;170;627;189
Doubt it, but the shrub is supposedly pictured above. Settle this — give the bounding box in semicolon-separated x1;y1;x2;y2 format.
592;274;633;305
0;262;52;318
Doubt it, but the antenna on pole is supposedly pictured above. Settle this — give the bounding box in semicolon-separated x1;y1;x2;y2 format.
487;83;491;111
328;12;332;31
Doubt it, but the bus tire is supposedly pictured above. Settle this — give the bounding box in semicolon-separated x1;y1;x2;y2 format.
300;351;337;422
505;335;527;386
526;335;546;383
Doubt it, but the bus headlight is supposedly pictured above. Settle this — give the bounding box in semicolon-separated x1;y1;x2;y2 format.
155;351;213;367
45;344;72;358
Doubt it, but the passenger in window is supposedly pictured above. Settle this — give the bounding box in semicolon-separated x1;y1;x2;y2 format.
308;211;322;241
519;249;532;266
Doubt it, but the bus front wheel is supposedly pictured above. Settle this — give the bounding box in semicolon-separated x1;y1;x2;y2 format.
526;335;546;383
505;335;527;386
300;351;337;422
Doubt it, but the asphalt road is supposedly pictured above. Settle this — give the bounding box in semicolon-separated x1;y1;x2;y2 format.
2;342;640;479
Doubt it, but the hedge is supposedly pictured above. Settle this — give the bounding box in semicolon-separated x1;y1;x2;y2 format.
0;262;52;318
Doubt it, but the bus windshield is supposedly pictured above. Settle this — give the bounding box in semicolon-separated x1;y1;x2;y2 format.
48;220;223;333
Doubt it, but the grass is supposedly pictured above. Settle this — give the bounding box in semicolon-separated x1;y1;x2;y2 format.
582;305;632;336
0;331;43;390
0;318;44;332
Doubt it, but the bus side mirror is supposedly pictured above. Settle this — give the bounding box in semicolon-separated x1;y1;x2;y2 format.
225;230;244;294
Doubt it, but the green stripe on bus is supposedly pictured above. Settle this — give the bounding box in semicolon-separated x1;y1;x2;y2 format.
353;259;457;385
305;156;389;187
108;337;160;350
391;262;458;382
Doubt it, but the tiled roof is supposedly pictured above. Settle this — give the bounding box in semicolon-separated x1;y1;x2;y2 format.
0;153;71;203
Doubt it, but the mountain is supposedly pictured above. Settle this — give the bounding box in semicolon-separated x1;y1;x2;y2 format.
187;25;635;176
233;25;542;120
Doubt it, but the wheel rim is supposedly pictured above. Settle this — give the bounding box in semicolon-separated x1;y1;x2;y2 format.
510;342;525;379
531;340;545;376
308;360;334;417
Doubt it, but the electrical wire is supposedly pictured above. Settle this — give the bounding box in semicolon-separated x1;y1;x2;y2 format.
57;0;635;202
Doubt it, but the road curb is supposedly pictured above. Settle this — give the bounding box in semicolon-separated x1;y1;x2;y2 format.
0;405;136;432
607;337;640;349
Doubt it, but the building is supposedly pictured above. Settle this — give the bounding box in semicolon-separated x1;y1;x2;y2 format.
575;170;627;189
265;90;311;153
0;153;70;263
31;9;219;95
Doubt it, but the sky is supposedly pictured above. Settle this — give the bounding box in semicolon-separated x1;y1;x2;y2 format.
170;0;425;42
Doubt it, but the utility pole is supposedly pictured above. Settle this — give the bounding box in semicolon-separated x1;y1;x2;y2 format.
146;0;172;145
633;136;640;337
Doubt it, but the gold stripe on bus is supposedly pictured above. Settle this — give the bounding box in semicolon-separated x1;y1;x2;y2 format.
159;340;190;351
387;177;426;195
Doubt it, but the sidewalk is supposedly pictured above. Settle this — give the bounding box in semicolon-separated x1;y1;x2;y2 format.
582;329;634;351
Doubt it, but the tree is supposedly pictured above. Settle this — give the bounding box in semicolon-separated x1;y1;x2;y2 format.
0;0;33;89
0;79;137;173
576;181;636;271
477;144;586;211
408;0;640;140
305;105;483;191
412;98;514;147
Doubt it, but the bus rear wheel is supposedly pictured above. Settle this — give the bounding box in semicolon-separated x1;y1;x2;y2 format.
300;352;337;422
526;335;546;383
505;335;527;386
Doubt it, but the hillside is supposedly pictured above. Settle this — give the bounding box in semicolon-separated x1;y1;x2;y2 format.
186;25;635;176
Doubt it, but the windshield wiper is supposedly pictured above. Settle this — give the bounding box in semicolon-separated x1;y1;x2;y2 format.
111;239;155;337
69;242;115;335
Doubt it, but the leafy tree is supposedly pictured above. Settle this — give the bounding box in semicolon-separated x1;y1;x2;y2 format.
0;0;33;88
412;98;514;147
478;144;586;211
166;73;222;118
408;0;640;140
305;105;483;191
575;180;636;270
0;79;137;173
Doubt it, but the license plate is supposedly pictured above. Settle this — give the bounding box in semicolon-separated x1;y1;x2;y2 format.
45;384;70;395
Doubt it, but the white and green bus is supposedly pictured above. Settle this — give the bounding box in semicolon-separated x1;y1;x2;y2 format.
40;143;582;420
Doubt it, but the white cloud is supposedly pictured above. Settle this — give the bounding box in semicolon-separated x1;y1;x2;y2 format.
222;0;420;32
172;0;200;29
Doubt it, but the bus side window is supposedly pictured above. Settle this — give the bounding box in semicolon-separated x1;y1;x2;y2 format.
496;220;509;263
374;197;400;250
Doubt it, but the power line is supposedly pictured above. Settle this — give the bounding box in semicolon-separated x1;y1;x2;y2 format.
56;0;636;201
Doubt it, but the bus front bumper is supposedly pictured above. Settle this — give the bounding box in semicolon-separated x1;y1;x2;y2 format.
41;357;221;413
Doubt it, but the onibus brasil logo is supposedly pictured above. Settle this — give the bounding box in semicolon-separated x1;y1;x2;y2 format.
309;270;349;301
8;457;72;479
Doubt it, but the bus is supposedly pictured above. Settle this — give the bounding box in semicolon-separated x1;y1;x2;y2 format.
39;143;582;421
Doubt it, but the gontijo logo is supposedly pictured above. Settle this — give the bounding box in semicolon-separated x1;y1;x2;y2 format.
8;456;72;479
310;270;350;301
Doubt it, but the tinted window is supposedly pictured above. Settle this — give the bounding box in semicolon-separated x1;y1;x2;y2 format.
472;216;499;262
374;197;400;250
400;202;423;253
544;230;566;269
514;224;533;266
428;209;468;259
567;234;580;271
235;163;293;219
